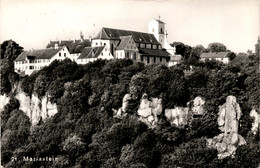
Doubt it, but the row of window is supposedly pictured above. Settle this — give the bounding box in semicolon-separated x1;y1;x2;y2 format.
138;43;161;49
142;56;165;64
59;53;66;57
15;59;50;64
16;65;43;71
95;42;107;46
78;58;97;63
94;40;161;50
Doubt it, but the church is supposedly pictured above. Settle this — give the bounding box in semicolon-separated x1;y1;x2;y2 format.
14;19;180;76
77;19;179;64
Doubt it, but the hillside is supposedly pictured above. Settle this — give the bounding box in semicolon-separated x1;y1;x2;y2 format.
1;58;260;168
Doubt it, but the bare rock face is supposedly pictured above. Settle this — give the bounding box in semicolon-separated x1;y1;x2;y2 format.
165;107;189;127
192;96;205;115
207;96;246;159
0;94;10;112
115;94;206;128
137;93;163;128
15;92;57;125
250;108;260;135
165;96;205;127
115;94;132;118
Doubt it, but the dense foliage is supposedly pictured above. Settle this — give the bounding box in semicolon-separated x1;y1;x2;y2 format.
1;54;260;167
0;40;22;95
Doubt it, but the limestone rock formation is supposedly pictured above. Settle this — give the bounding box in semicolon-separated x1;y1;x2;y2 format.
250;108;260;135
165;107;189;127
115;94;132;118
207;96;246;159
15;92;57;125
137;94;163;128
192;96;205;115
115;94;206;128
0;94;10;111
165;96;205;127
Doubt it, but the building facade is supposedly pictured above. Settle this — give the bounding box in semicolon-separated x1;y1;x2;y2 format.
46;39;91;61
14;46;70;75
87;25;171;64
76;46;114;64
200;52;235;64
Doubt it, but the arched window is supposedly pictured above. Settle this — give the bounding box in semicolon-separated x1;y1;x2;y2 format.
133;53;136;60
161;28;163;33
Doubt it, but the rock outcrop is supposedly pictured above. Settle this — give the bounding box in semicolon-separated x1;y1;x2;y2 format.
0;94;10;112
116;93;206;128
207;96;246;159
165;96;205;127
250;108;260;135
137;94;163;128
115;94;132;118
15;92;57;125
165;107;189;127
192;96;205;115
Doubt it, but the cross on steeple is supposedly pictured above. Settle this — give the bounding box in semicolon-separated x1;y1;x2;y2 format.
159;15;161;21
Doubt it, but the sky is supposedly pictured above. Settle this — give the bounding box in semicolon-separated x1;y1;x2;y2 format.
0;0;259;53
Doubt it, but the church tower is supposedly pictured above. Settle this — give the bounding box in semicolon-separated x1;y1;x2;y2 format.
148;18;166;47
148;18;176;55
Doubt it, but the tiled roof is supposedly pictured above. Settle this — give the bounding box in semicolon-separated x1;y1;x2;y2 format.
15;51;29;61
15;48;62;61
77;46;105;59
231;54;249;64
46;39;91;54
93;27;160;45
138;48;170;58
117;36;133;50
200;52;231;59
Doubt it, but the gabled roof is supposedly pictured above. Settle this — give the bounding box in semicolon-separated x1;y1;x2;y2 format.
77;46;105;59
200;52;232;59
231;54;249;65
15;51;29;61
154;19;165;24
138;48;170;58
46;39;91;54
15;48;63;61
28;48;63;59
93;27;160;45
117;36;136;50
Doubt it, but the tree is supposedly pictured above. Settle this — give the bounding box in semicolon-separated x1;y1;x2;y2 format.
192;45;205;58
0;40;23;95
207;42;227;52
0;40;23;61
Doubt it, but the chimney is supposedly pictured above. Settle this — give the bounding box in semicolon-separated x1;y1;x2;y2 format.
54;43;58;49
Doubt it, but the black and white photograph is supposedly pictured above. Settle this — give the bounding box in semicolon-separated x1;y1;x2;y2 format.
0;0;259;167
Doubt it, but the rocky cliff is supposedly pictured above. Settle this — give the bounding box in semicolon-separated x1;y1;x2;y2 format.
1;89;57;125
207;96;246;159
15;92;57;125
115;93;205;128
